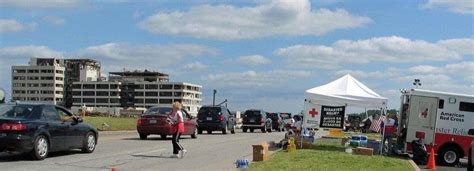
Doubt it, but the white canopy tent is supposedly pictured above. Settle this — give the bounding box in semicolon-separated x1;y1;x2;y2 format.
305;74;388;109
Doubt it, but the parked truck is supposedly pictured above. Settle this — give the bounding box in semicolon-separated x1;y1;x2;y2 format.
397;89;474;166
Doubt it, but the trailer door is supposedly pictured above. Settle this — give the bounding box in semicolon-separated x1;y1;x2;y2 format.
406;95;438;145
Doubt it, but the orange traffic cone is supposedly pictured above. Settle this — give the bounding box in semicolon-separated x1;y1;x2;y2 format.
427;147;436;170
111;167;117;171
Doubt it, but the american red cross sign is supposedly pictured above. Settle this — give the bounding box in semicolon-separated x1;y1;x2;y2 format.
309;108;318;118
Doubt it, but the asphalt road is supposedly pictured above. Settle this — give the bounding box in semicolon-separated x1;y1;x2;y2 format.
0;130;285;171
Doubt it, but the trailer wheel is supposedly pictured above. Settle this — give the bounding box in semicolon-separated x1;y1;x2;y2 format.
437;146;460;166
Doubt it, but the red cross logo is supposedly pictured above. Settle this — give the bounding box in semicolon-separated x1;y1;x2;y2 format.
309;108;318;118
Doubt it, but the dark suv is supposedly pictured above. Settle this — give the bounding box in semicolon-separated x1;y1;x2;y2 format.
242;109;272;133
197;105;236;134
267;112;283;132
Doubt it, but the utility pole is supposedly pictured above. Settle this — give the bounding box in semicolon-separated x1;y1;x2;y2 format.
213;89;217;106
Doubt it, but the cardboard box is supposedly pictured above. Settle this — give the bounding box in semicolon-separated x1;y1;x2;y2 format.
353;147;373;156
252;143;269;161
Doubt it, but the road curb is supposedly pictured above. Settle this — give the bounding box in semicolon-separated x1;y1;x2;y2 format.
408;159;421;171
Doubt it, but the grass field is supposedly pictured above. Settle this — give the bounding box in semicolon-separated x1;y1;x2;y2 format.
249;139;414;171
83;116;137;131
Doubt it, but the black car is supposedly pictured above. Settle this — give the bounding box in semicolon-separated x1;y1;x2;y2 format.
241;109;272;133
197;105;236;134
0;103;98;160
267;112;283;132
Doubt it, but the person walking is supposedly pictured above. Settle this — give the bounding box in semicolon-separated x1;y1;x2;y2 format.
169;101;186;158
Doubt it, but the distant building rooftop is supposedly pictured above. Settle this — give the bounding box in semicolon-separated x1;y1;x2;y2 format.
109;70;169;77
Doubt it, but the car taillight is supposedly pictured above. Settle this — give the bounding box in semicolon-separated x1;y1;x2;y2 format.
137;119;143;126
0;123;28;131
219;115;224;121
260;118;264;123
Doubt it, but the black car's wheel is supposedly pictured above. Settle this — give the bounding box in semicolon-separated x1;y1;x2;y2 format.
207;130;212;134
160;134;167;139
31;135;48;160
250;128;254;133
437;146;460;166
82;132;96;153
231;125;236;134
243;127;248;133
222;124;228;134
198;128;203;134
191;128;198;139
139;133;148;140
262;125;267;133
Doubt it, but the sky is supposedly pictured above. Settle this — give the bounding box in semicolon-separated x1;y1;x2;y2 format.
0;0;473;114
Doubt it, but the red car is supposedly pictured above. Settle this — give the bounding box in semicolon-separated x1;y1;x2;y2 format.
137;107;198;140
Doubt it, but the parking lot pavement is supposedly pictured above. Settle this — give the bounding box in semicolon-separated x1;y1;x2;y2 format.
419;159;468;171
0;130;285;171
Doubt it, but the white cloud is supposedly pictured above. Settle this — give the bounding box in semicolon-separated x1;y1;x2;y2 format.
0;45;62;59
0;0;84;9
235;55;271;66
393;74;472;94
76;43;217;71
181;62;208;71
335;68;402;79
42;16;66;26
409;65;443;74
0;19;37;33
138;0;371;40
276;36;473;68
203;70;311;88
409;61;474;81
423;0;473;14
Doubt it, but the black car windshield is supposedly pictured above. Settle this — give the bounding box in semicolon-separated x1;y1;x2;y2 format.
198;107;221;115
0;104;40;119
144;107;172;115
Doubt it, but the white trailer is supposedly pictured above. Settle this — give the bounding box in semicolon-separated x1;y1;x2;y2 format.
398;89;474;166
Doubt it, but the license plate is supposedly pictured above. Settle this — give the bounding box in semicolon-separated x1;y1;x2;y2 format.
206;117;212;121
250;119;255;123
149;120;157;124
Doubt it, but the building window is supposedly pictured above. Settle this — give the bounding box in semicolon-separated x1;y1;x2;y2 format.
55;77;64;81
41;76;54;80
174;85;183;90
83;84;95;89
110;98;119;103
110;91;119;96
145;99;158;104
96;84;109;89
145;92;158;97
160;84;172;89
459;102;474;112
55;70;64;74
72;91;81;96
28;70;39;73
173;92;183;97
96;98;108;103
83;98;94;103
110;84;119;89
135;99;144;103
55;91;63;95
160;92;172;97
72;84;81;89
28;76;40;80
134;92;144;96
55;84;63;88
13;69;26;73
13;76;26;80
145;84;158;89
73;98;81;103
83;91;95;96
13;83;25;87
96;91;109;96
159;99;172;104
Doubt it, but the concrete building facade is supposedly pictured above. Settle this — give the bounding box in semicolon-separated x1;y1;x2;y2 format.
11;58;65;104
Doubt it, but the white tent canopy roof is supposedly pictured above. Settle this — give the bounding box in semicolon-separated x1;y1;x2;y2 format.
305;74;388;108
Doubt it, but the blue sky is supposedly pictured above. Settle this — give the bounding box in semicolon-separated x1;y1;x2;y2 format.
1;0;473;113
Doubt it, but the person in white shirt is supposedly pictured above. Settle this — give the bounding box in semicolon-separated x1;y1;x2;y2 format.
170;102;186;158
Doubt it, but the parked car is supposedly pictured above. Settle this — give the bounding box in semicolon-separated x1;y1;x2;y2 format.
241;109;272;133
136;107;198;140
267;112;283;132
279;113;293;130
0;103;98;160
197;105;236;134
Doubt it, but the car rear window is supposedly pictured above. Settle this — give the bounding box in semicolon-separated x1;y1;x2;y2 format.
0;104;41;119
244;111;261;117
198;107;222;116
280;113;291;119
144;107;172;115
